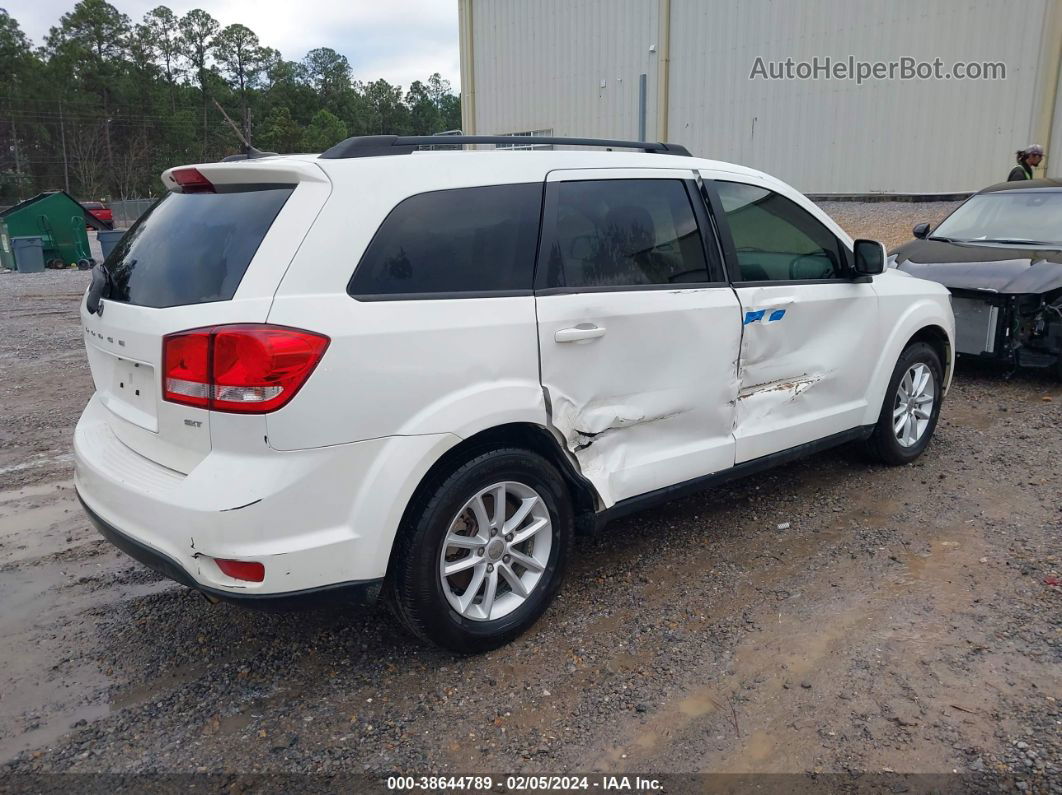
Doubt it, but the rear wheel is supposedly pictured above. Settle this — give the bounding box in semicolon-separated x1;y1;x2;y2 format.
388;448;573;653
865;342;944;465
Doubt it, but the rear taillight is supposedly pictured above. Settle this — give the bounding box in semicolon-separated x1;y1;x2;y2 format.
171;167;215;193
163;324;329;414
163;332;211;408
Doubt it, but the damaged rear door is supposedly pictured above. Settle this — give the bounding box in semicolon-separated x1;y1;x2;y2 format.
706;179;878;462
535;169;742;507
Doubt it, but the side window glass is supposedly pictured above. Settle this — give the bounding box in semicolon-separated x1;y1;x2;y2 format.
540;179;710;288
714;181;845;282
348;183;541;297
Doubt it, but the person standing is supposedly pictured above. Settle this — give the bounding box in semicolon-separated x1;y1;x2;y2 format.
1008;144;1044;181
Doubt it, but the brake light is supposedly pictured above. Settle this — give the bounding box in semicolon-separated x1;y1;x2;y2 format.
214;558;265;582
171;167;214;193
162;332;211;408
163;324;329;413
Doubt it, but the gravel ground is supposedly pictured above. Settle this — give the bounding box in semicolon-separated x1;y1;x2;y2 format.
0;206;1058;793
818;201;960;251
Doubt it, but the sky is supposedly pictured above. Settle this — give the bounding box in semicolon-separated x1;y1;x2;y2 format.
10;0;462;92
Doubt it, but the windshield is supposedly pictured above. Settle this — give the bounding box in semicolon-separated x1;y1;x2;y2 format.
932;191;1062;246
103;186;293;308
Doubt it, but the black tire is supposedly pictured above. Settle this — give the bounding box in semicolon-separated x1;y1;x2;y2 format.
865;341;944;465
387;448;574;653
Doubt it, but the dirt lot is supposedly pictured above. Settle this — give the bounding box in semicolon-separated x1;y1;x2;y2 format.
1;204;1059;792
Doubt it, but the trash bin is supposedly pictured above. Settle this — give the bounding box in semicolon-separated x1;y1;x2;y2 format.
97;229;126;260
0;224;14;271
12;236;45;273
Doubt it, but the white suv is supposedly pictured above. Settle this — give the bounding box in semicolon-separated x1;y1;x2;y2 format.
74;135;954;652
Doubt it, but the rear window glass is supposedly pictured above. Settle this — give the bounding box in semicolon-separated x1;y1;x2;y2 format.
103;187;293;308
348;183;542;298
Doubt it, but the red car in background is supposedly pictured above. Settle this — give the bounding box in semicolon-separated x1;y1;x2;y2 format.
81;201;113;229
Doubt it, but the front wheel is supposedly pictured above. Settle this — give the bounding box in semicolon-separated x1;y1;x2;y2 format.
388;448;574;653
865;342;944;465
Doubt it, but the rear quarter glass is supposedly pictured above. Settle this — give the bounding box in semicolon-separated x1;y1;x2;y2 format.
347;182;542;297
103;186;294;308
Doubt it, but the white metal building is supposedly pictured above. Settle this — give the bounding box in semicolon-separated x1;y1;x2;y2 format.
457;0;1062;195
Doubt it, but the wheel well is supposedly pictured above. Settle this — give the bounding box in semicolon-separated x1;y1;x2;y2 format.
437;424;599;519
908;325;952;382
384;424;600;581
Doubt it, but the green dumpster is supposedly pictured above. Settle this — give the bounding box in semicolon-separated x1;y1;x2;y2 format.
0;191;96;268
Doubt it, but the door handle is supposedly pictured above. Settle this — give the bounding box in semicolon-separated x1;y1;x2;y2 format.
555;324;606;343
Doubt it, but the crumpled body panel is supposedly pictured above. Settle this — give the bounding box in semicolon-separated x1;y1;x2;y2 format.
731;282;878;462
737;374;823;428
900;257;1062;294
537;289;742;507
893;236;1062;294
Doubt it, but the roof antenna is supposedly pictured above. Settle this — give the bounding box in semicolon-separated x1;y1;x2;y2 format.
212;99;276;161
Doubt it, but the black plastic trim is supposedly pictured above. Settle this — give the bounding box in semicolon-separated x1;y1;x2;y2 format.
701;179;741;283
687;177;730;283
78;493;382;609
732;278;864;287
170;182;296;195
320;135;692;159
534;283;730;296
595;425;875;529
352;289;534;302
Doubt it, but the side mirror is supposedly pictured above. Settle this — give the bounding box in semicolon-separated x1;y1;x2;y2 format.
853;239;886;276
912;222;931;239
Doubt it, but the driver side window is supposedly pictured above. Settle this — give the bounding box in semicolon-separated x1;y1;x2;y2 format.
715;181;846;282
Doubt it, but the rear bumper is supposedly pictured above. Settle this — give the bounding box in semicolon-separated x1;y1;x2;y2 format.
74;393;458;597
79;493;382;608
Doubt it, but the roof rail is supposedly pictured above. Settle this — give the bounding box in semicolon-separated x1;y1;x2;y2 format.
318;135;691;159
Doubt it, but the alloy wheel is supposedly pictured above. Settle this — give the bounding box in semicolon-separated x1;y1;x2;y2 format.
439;481;553;621
893;362;935;447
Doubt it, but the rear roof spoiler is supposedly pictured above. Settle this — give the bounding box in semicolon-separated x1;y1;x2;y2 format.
318;135;692;160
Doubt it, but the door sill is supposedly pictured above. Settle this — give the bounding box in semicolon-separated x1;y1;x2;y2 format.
595;425;874;529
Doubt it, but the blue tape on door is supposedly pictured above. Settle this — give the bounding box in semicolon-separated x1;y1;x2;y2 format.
768;309;786;322
743;310;766;325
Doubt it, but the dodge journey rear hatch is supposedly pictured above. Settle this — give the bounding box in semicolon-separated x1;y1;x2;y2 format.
81;159;331;473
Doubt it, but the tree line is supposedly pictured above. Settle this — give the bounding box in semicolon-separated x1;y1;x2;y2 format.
0;1;462;203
